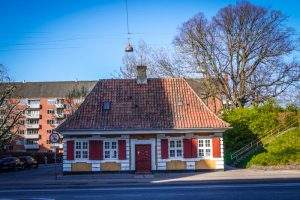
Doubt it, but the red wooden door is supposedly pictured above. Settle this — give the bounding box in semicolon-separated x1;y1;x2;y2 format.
135;144;151;172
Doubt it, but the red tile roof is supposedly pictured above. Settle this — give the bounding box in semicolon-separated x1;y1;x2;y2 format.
57;78;229;131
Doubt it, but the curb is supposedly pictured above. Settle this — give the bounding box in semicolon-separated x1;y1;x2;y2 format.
1;177;300;190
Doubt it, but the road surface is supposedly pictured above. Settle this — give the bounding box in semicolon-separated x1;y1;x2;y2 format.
0;181;299;200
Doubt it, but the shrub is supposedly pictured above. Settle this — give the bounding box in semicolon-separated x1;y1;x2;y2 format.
247;128;300;167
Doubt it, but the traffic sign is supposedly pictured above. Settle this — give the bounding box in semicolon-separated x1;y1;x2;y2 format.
49;132;60;143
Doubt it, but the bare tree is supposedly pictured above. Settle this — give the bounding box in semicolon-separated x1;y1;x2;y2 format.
65;85;89;114
174;2;300;107
117;40;187;78
0;65;27;151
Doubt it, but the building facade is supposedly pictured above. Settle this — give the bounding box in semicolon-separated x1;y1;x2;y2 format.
4;81;97;153
58;66;230;173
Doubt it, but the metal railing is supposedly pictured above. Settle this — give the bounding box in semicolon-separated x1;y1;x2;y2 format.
230;117;299;162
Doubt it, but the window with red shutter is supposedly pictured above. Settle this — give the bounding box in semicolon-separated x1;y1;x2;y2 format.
161;139;168;159
66;140;74;160
212;138;221;158
118;140;126;160
183;139;192;158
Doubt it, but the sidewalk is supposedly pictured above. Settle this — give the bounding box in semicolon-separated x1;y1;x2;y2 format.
0;164;299;189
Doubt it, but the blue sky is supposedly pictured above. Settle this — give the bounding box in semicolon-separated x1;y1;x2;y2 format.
1;0;300;82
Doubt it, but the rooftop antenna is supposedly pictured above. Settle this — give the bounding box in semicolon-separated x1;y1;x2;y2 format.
125;0;133;52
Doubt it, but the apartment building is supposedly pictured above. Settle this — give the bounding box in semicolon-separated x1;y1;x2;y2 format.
5;81;97;153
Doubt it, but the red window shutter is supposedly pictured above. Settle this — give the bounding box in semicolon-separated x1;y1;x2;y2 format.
97;140;103;160
161;139;168;159
89;140;103;160
118;140;126;160
66;140;74;160
191;138;198;158
212;138;221;158
183;139;192;158
89;141;94;160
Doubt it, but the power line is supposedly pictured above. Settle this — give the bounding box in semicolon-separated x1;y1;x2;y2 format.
0;46;79;52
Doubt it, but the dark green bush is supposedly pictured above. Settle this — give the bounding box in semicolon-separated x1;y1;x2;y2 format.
222;100;282;164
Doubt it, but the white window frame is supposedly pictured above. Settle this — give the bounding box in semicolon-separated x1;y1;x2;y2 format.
198;139;212;158
47;109;55;114
75;141;89;160
103;140;118;160
169;139;183;158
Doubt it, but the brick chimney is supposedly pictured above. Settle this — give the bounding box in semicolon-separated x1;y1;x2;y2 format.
136;65;147;84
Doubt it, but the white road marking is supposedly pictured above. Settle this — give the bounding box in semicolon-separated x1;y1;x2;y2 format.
0;182;299;193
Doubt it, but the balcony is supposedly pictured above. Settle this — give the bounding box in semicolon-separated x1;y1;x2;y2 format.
24;133;39;139
25;114;40;119
55;113;65;118
50;144;63;149
55;103;64;109
24;144;39;149
27;104;40;109
25;124;40;129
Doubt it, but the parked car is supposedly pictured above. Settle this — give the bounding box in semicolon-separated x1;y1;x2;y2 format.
19;156;38;169
0;157;24;171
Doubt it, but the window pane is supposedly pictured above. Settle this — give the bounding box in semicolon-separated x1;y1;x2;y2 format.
105;151;110;158
177;150;182;157
103;101;110;110
104;142;110;149
170;141;175;148
82;151;88;158
206;149;211;156
199;149;204;157
76;151;81;158
176;140;182;147
112;150;117;158
199;140;203;147
170;150;175;157
111;142;117;149
82;142;88;149
76;142;81;149
205;140;210;147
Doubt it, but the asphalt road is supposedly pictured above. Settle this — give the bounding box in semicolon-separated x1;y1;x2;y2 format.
0;181;300;200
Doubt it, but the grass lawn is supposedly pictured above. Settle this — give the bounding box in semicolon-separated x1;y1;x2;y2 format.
247;128;300;167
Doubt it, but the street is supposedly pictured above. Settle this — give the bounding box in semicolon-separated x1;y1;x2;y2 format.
0;181;300;200
0;164;300;199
